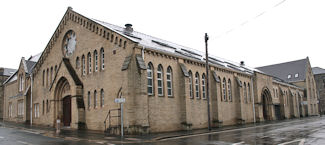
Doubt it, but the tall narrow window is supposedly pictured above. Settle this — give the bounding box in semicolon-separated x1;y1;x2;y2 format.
100;89;104;107
100;48;105;70
46;100;49;113
147;63;154;95
202;74;206;99
244;83;247;103
94;50;98;72
248;83;251;102
46;68;49;87
189;71;193;99
167;66;173;97
76;57;80;69
228;79;232;101
88;91;91;108
42;70;45;86
50;67;53;83
42;100;45;115
157;65;164;96
88;53;92;74
94;90;97;108
82;55;86;75
55;65;57;73
222;78;226;101
195;72;200;99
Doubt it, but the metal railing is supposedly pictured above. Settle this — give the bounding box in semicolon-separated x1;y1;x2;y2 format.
104;108;120;132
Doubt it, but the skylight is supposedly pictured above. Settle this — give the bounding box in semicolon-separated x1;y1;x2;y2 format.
288;74;291;79
295;73;299;78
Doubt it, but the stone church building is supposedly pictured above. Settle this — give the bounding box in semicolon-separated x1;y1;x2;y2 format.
2;7;319;134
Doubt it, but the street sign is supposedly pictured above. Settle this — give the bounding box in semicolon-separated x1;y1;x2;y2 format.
115;98;125;103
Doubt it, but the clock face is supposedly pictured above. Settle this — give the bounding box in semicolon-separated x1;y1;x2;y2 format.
62;30;76;57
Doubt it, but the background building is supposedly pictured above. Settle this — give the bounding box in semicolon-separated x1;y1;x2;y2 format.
0;67;16;120
312;67;325;115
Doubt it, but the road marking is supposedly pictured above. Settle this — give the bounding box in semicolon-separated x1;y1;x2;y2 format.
232;141;245;145
0;136;4;139
17;141;32;145
278;138;305;145
299;139;305;145
21;130;40;135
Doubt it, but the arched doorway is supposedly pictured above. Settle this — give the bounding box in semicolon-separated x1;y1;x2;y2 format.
261;88;272;121
54;77;71;127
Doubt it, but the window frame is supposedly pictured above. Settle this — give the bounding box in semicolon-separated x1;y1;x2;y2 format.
157;64;164;96
228;79;232;101
147;63;154;95
195;72;200;99
167;66;173;97
94;50;98;72
202;74;206;99
189;71;193;99
222;78;227;101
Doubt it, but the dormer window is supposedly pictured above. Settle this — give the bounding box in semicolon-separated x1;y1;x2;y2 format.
288;74;291;79
295;73;299;78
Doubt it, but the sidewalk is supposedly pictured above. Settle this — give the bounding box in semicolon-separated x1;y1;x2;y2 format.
0;116;322;144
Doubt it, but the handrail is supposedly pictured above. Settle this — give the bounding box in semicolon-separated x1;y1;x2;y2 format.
104;108;121;132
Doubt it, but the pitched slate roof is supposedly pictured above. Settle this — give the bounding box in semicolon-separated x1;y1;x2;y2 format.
256;58;308;83
312;67;325;75
0;68;16;77
91;18;259;75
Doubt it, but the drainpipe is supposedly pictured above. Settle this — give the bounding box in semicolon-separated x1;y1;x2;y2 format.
30;73;33;126
141;46;145;60
251;76;256;123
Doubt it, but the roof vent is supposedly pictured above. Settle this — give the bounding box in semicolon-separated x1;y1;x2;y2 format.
240;61;245;66
124;24;133;34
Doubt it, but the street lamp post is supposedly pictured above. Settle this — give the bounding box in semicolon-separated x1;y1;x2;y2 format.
205;33;211;131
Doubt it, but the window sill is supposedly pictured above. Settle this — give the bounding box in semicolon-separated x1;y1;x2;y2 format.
158;95;164;97
168;96;174;98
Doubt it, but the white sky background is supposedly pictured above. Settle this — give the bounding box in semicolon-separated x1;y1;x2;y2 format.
0;0;324;69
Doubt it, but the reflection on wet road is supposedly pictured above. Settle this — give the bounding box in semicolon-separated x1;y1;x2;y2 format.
126;116;325;145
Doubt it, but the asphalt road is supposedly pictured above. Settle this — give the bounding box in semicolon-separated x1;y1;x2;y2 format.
1;116;325;145
0;125;103;145
126;116;325;145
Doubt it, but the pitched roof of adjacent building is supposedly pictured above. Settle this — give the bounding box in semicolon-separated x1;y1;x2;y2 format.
312;67;325;75
0;68;16;77
3;53;40;85
256;58;308;83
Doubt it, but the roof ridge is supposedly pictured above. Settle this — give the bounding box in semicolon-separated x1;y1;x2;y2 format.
256;58;307;69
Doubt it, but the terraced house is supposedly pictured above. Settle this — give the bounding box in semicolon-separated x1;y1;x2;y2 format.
2;7;319;134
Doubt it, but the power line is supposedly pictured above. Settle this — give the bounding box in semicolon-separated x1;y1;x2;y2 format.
215;0;288;39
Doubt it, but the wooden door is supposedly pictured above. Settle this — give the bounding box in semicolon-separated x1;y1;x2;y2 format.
63;96;71;126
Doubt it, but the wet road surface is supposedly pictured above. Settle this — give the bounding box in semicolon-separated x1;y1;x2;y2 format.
124;116;325;145
1;116;325;145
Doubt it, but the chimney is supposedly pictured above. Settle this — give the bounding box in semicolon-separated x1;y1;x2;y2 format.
124;24;133;34
240;61;245;66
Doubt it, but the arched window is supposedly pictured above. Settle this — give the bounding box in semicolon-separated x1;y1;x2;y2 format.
76;57;80;69
94;90;97;108
195;72;200;99
157;64;164;96
167;66;173;97
123;41;127;48
88;91;91;108
100;89;104;107
228;79;232;101
82;55;86;75
202;74;206;99
244;82;247;103
111;34;114;42
100;48;105;70
42;70;45;86
50;67;53;83
248;83;251;102
222;78;226;101
46;68;49;87
119;39;122;47
147;63;154;95
94;50;98;72
88;52;92;74
46;100;49;113
115;37;118;44
189;71;193;99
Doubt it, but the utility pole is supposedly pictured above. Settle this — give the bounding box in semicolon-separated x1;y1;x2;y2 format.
205;33;211;131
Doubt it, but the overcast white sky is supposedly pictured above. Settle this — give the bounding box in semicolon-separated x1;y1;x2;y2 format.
1;0;324;69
